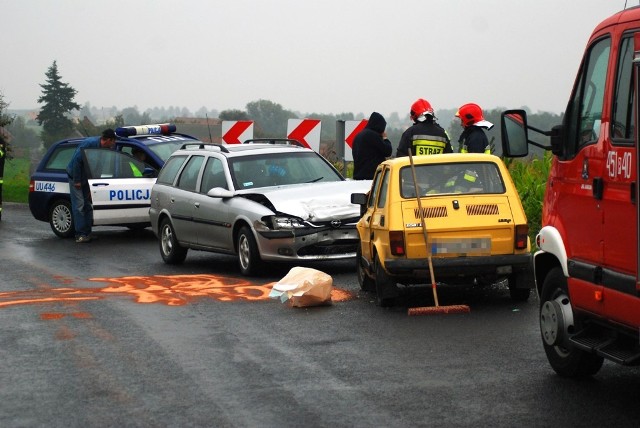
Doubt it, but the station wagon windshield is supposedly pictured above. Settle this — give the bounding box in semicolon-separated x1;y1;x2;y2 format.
230;151;343;190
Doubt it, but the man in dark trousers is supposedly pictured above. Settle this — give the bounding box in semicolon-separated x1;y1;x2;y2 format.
66;129;117;243
352;112;392;180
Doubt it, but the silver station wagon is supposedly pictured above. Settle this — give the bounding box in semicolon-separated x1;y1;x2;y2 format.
149;139;371;275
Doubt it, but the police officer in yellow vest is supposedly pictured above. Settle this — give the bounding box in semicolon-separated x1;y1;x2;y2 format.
396;98;453;157
129;148;146;177
455;103;493;154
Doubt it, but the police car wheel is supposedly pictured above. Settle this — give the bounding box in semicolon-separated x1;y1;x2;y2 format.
237;225;262;276
49;199;74;238
159;218;187;264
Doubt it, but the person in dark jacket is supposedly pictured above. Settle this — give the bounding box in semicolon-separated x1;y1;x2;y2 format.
455;103;494;153
352;112;392;180
66;129;117;243
396;98;452;157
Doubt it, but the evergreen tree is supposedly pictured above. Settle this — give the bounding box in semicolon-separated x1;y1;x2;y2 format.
36;60;81;148
0;92;15;158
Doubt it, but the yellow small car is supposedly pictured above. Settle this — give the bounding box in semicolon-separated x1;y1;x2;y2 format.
351;153;533;307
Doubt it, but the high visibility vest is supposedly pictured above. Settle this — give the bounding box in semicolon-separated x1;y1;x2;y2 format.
129;162;142;177
460;144;491;154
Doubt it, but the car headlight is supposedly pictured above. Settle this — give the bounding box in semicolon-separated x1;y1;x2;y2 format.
268;216;306;229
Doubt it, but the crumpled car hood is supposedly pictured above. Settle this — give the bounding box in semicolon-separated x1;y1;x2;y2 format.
239;180;372;221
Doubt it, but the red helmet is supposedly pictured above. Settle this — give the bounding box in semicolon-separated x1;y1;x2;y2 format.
455;103;485;127
410;98;434;121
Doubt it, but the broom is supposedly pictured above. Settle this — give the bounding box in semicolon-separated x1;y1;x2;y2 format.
406;148;470;316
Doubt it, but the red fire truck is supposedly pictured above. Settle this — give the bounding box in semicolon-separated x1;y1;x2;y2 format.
501;6;640;377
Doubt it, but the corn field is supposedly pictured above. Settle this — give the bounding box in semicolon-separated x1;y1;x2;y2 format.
504;153;552;249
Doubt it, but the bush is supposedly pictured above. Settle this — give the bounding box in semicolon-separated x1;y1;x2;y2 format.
3;156;30;203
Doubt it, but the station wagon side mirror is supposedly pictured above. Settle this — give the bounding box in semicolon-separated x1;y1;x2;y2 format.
207;188;235;199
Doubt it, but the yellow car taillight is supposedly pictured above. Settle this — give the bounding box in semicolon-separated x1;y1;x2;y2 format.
515;224;529;250
390;231;405;256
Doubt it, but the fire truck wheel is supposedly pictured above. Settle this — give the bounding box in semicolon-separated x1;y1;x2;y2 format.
539;267;604;378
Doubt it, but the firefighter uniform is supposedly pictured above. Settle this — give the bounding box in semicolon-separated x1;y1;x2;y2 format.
458;126;491;154
455;103;493;154
396;120;452;157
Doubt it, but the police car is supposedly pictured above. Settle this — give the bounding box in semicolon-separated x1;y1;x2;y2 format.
29;124;203;238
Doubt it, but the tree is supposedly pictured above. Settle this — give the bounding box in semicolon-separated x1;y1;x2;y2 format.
6;116;40;150
0;92;15;158
36;60;81;148
219;109;249;121
246;99;297;138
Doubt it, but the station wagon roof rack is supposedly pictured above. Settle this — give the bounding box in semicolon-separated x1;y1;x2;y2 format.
179;142;229;153
242;138;304;147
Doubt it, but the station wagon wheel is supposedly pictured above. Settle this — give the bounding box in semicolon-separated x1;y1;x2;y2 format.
356;245;374;292
539;267;603;378
374;253;396;307
237;225;262;276
49;199;74;238
159;218;188;264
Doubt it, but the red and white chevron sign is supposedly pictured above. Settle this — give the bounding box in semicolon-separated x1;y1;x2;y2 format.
343;119;368;162
287;118;321;151
222;120;254;144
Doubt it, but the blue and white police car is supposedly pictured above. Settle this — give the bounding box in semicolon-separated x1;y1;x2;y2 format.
29;123;203;238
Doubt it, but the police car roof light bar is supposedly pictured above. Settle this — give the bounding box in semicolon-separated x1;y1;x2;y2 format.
115;123;177;137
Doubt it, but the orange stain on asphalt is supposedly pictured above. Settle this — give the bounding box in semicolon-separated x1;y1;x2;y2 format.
0;274;355;309
41;312;93;320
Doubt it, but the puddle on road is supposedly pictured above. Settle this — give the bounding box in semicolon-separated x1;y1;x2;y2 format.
0;274;355;309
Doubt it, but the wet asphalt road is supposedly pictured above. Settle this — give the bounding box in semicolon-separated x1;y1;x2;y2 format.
1;202;640;427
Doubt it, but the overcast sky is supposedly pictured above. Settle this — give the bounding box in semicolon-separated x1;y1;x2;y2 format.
1;0;626;118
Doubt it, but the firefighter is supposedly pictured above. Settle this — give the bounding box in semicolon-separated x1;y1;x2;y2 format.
455;103;494;154
0;138;5;221
396;98;452;157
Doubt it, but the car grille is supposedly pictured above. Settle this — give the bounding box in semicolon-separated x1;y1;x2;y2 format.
307;217;361;229
297;240;359;256
466;204;499;215
413;204;499;219
414;206;447;219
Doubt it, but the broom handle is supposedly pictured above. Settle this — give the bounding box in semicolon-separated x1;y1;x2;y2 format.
407;149;440;307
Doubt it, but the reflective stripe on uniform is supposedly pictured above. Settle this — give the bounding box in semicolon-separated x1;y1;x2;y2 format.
463;172;477;182
412;134;449;155
129;162;143;177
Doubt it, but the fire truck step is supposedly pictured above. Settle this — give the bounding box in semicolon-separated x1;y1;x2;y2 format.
570;329;640;365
